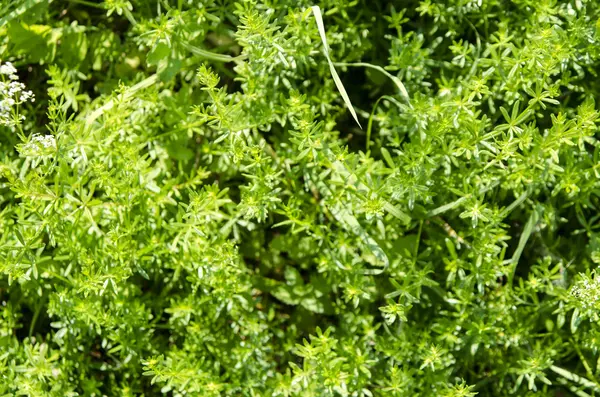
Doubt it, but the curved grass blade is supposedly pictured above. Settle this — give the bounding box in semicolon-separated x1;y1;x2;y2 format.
309;6;361;129
334;62;411;105
366;95;402;151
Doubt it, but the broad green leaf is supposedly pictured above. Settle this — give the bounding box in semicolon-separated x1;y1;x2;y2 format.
158;56;182;82
0;0;47;28
147;42;170;66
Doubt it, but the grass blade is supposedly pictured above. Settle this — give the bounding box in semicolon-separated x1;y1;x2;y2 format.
366;95;402;151
509;206;541;286
499;190;529;218
334;62;411;105
310;6;361;129
511;208;538;265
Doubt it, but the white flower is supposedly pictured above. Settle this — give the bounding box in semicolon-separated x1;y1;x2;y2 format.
32;134;56;148
18;134;56;157
0;62;17;78
0;61;35;127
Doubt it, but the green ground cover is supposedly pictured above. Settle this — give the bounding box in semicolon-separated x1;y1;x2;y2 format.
2;0;600;395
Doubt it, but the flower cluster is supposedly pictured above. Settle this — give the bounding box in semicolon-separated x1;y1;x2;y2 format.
0;61;35;127
571;271;600;311
18;133;56;157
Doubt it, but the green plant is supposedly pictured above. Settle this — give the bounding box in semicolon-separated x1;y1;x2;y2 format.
1;0;600;395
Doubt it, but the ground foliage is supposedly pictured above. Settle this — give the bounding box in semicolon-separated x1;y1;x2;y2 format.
1;0;600;395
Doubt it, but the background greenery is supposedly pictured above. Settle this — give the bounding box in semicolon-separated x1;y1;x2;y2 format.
2;0;600;395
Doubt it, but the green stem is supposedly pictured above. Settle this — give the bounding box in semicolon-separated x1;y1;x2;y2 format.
413;220;423;266
182;42;247;64
85;74;159;129
66;0;105;9
28;299;45;338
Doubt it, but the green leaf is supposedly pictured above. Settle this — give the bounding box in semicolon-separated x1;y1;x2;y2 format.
158;57;182;82
380;147;395;169
271;284;301;305
284;266;303;286
0;0;47;28
7;21;57;62
166;141;194;161
570;308;581;334
147;42;170;66
60;29;88;67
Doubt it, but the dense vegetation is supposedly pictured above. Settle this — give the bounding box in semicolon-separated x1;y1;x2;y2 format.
2;0;600;395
